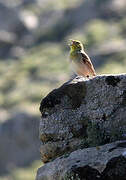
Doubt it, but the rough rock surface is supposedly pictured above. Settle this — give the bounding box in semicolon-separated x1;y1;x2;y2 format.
36;140;126;180
39;75;126;163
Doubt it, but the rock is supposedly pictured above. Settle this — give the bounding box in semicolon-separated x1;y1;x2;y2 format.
36;140;126;180
39;75;126;162
97;0;126;18
101;155;126;180
0;111;40;174
0;2;29;58
108;0;126;13
0;2;27;35
20;10;38;30
36;0;99;43
0;30;16;44
62;165;101;180
0;0;35;8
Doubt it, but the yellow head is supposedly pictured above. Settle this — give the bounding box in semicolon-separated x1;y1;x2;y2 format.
69;40;84;51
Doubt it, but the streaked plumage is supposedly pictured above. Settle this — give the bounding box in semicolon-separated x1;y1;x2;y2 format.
69;40;96;78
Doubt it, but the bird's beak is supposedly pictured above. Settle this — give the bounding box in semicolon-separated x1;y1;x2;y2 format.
68;39;74;46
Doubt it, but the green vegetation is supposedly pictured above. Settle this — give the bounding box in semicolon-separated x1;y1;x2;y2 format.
98;52;126;74
25;0;82;12
0;161;42;180
0;43;69;114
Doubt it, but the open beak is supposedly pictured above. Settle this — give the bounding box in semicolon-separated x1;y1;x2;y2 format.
68;39;74;46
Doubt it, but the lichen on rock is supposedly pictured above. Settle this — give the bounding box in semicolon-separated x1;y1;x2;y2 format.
36;140;126;180
36;74;126;180
39;75;126;163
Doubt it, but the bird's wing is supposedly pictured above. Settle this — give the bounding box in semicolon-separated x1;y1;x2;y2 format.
81;52;96;76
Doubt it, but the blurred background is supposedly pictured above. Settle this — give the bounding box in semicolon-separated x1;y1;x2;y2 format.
0;0;126;179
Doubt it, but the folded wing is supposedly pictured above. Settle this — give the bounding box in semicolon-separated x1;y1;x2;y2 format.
81;52;96;76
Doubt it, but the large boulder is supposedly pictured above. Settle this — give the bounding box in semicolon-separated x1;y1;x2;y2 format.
0;2;29;58
97;0;126;18
36;140;126;180
39;75;126;163
36;74;126;180
0;112;40;174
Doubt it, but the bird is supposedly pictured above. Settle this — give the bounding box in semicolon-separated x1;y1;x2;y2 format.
69;39;96;78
